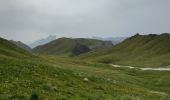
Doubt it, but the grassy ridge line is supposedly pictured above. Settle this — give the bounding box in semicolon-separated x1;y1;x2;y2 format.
0;37;32;58
33;37;113;55
77;33;170;67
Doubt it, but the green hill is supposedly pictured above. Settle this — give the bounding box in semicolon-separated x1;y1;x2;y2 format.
78;33;170;67
0;37;170;99
33;37;113;55
0;37;31;57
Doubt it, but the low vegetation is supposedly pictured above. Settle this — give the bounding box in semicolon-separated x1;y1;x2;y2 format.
0;36;170;99
0;54;170;99
78;33;170;67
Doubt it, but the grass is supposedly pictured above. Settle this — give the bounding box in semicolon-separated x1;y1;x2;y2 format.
0;54;170;99
78;34;170;67
0;36;170;99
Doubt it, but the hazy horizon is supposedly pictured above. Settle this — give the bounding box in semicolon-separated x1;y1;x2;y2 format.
0;0;170;43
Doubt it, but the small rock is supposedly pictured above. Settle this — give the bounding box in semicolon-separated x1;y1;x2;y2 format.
107;78;111;81
83;78;89;81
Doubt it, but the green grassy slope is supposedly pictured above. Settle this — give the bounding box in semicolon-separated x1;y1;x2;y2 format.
33;38;113;55
0;37;31;57
1;55;170;99
1;37;170;99
78;33;170;67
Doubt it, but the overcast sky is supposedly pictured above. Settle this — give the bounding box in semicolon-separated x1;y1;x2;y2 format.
0;0;170;43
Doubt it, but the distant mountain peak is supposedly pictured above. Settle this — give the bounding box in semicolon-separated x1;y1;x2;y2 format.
47;35;56;38
29;35;56;48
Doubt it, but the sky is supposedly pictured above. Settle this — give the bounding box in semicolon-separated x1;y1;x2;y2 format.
0;0;170;43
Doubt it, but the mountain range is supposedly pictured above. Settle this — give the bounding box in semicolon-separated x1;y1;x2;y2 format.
79;33;170;67
33;37;113;56
3;33;170;68
1;34;170;99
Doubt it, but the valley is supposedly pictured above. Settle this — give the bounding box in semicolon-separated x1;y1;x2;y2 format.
1;0;170;99
0;34;170;99
1;54;170;99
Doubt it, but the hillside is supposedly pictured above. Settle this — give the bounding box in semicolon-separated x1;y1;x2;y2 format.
0;37;170;99
10;40;32;51
79;33;170;67
33;37;113;55
0;37;31;57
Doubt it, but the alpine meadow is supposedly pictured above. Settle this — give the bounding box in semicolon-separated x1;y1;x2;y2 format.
0;0;170;100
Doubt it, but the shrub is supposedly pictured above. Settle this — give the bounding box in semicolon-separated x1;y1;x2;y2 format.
30;92;39;100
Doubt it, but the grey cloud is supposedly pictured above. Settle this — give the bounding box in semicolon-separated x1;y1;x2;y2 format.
0;0;170;43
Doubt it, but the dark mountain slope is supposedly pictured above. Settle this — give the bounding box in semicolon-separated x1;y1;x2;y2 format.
10;40;31;51
33;37;113;55
71;43;90;56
